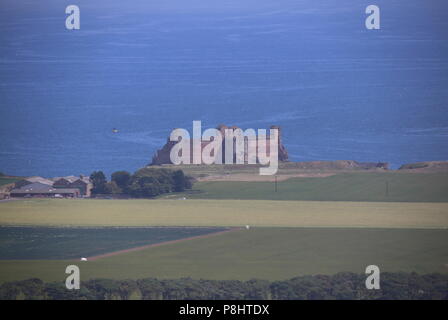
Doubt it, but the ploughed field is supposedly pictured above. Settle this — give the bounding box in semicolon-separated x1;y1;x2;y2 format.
0;226;226;260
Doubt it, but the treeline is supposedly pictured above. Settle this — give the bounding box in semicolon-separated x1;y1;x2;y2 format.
90;168;194;198
1;273;447;300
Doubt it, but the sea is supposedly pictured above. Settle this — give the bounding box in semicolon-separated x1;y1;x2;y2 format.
0;0;447;177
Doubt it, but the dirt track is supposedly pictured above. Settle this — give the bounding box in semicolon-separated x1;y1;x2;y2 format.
85;227;242;261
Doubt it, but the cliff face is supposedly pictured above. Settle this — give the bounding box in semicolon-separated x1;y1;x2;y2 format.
150;125;289;165
150;139;178;165
398;161;448;172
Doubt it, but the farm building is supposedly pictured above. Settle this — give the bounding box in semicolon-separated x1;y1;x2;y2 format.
12;175;92;197
52;175;92;197
14;176;53;188
10;182;80;198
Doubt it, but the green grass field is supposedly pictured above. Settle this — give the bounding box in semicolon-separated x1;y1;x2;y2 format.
0;226;225;259
183;172;448;202
1;199;447;228
0;228;447;282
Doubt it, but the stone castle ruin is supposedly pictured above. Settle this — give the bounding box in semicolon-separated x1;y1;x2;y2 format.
150;124;289;165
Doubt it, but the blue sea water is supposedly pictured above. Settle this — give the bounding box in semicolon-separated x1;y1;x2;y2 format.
0;0;447;177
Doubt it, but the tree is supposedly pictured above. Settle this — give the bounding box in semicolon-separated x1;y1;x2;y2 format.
88;168;194;198
184;176;194;190
172;170;186;192
105;181;122;194
90;171;108;194
137;176;162;197
111;171;131;190
0;273;448;300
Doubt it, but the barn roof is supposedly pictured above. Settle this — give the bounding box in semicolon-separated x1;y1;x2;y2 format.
25;176;54;185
